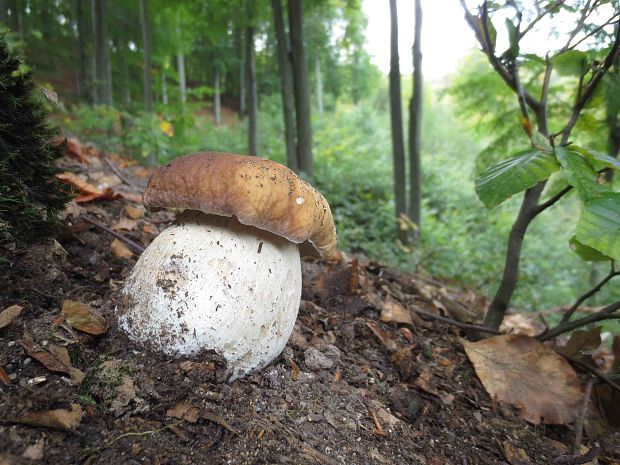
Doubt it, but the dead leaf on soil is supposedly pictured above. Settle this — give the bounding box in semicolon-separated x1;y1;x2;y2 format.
124;204;145;219
12;403;83;430
500;441;532;465
0;305;22;329
65;137;90;164
166;401;201;423
62;300;107;335
21;439;45;461
380;295;413;326
611;335;620;372
557;327;601;366
111;218;138;231
366;322;398;351
20;335;85;382
56;172;123;203
461;334;583;424
110;239;134;259
0;366;11;385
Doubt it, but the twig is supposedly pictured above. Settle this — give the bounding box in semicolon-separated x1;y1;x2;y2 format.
573;377;594;454
538;300;620;341
102;157;139;189
532;185;572;217
553;442;600;465
410;306;503;335
82;214;145;253
562;353;620;394
560;0;594;52
366;405;386;436
567;13;620;52
561;262;619;323
518;0;566;40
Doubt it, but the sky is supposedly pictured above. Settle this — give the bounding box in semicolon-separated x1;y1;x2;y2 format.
362;0;478;81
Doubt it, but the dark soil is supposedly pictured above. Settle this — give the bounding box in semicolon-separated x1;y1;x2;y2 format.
0;149;617;465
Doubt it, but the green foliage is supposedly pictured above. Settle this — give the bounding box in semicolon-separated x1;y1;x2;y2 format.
576;193;620;261
0;33;70;244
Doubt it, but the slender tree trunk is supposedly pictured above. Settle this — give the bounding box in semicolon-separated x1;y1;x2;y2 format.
177;52;186;105
246;23;258;155
408;0;423;238
90;0;97;103
92;0;112;105
315;54;324;118
271;0;298;172
161;69;168;105
121;51;131;105
288;0;313;178
605;36;620;182
214;67;222;126
0;0;7;24
75;0;88;101
139;0;153;112
8;0;18;32
388;0;407;244
238;28;246;115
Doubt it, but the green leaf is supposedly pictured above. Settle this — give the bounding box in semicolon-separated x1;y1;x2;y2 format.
576;192;620;261
523;54;546;66
473;13;497;52
552;50;588;76
569;236;611;262
555;147;608;202
569;145;620;172
502;19;520;60
475;148;560;209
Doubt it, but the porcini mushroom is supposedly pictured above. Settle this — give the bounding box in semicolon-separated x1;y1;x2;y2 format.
117;152;338;380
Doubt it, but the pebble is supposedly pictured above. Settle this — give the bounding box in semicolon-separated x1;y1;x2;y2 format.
22;358;31;366
303;347;333;371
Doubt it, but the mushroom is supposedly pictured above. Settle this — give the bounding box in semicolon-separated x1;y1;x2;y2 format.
117;152;338;380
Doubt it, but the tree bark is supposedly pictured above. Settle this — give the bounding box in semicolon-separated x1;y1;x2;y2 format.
388;0;407;244
177;52;187;105
214;67;222;126
92;0;112;105
288;0;313;178
245;24;258;155
271;0;298;172
315;54;324;118
0;0;7;24
139;0;153;112
238;28;246;115
408;0;423;238
161;68;168;105
75;0;88;102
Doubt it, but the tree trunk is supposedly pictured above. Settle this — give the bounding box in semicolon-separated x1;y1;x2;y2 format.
139;0;153;112
245;24;258;155
388;0;407;244
92;0;112;105
408;0;423;239
161;69;168;105
315;54;324;118
121;51;131;105
214;67;222;126
288;0;313;178
75;0;88;101
238;28;246;115
271;0;298;172
0;0;7;24
177;52;187;105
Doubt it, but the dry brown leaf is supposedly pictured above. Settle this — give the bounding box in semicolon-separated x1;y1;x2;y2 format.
65;137;90;164
56;172;101;196
124;204;145;219
0;305;22;329
501;441;532;465
558;327;601;363
13;403;83;430
461;334;583;425
119;192;143;203
0;366;11;385
111;218;138;231
610;335;620;372
500;313;546;336
166;401;201;423
380;295;413;325
366;322;398;351
110;239;134;259
21;439;45;461
62;300;107;335
21;337;71;373
76;187;123;203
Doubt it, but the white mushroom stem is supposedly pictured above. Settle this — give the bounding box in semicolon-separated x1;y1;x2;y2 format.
117;211;302;380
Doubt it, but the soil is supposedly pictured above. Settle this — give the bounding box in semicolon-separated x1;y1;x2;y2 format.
0;148;618;465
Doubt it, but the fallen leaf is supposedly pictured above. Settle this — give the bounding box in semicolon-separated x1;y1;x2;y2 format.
461;334;583;424
110;239;134;259
56;173;123;203
0;366;11;385
166;401;201;423
20;335;85;382
65;137;90;164
124;204;145;220
201;411;237;433
0;305;22;329
501;441;532;465
611;335;620;372
112;218;138;232
366;322;398;351
13;403;82;430
22;439;45;461
558;327;601;365
380;295;413;325
62;300;107;335
75;188;122;203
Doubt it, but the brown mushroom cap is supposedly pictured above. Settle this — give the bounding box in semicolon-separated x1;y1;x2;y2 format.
143;152;338;259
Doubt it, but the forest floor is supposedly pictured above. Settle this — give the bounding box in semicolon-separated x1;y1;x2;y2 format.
0;141;619;465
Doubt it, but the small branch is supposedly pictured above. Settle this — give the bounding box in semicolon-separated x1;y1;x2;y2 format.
567;13;620;52
538;300;620;341
560;0;594;52
532;185;572;217
102;157;139;189
563;354;620;394
518;0;566;40
561;262;619;323
410;306;503;335
573;377;594;454
82;214;146;254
